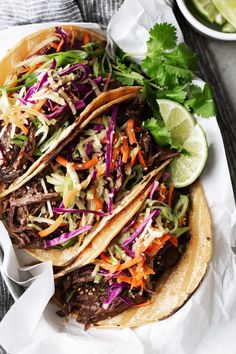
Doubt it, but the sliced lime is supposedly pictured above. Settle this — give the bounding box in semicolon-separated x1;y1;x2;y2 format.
169;125;208;188
214;12;225;25
222;22;236;33
212;0;236;27
191;0;218;23
157;99;208;188
157;99;195;144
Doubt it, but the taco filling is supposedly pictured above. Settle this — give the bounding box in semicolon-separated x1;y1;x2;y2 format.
0;100;179;251
55;179;190;328
0;26;124;188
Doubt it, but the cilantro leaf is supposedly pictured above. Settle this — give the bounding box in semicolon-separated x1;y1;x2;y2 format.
142;23;197;88
144;118;172;147
165;44;197;72
156;85;188;103
147;23;177;53
142;56;167;87
113;70;144;85
142;80;162;121
185;83;216;117
113;58;144;85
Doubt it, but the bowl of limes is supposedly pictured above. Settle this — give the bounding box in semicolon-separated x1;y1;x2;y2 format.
176;0;236;40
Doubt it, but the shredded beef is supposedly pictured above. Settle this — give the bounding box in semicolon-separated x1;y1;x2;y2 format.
10;192;60;207
56;270;148;328
0;169;60;248
55;242;183;328
0;124;36;185
153;242;181;275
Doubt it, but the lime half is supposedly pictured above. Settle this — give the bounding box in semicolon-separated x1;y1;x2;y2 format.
192;0;218;23
212;0;236;27
157;99;208;188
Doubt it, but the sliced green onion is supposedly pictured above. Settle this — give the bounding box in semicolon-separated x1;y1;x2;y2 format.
174;226;190;238
161;206;174;221
108;247;119;265
173;195;189;220
94;274;103;284
92;264;100;278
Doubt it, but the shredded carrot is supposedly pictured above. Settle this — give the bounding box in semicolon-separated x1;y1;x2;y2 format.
159;183;167;202
115;253;121;260
53;33;64;52
57;38;64;52
121;136;129;163
97;165;106;177
32;98;46;111
93;259;118;273
70;29;75;46
126;119;147;168
129;267;145;290
50;42;58;50
167;184;174;207
94;194;103;211
83;33;90;45
64;189;79;208
27;64;38;73
169;236;178;248
126;118;136;145
118;255;143;271
100;252;113;264
111;146;120;172
38;215;63;237
137;150;146;169
73;156;99;170
133;300;151;308
56;155;68;168
56;155;99;172
147;234;171;256
117;275;132;284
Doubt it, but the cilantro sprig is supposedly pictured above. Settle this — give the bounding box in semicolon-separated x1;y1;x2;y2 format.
113;23;216;120
142;24;197;88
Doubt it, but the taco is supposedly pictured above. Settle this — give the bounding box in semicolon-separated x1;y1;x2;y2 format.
0;24;140;198
0;91;178;266
54;180;212;328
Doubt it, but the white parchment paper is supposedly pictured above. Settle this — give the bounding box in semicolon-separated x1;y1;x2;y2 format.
0;1;236;353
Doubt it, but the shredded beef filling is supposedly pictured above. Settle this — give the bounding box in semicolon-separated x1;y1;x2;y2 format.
0;124;36;187
0;102;181;249
0;168;61;248
55;243;182;328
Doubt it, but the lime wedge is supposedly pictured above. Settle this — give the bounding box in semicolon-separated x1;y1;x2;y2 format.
157;99;208;188
191;0;218;23
222;22;236;32
212;0;236;27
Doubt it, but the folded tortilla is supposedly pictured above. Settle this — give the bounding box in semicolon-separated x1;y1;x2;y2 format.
54;181;212;328
0;24;141;198
95;181;212;327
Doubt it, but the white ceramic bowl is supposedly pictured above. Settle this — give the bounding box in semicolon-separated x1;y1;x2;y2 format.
176;0;236;41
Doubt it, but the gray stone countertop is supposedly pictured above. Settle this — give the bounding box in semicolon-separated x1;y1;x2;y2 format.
208;40;236;110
